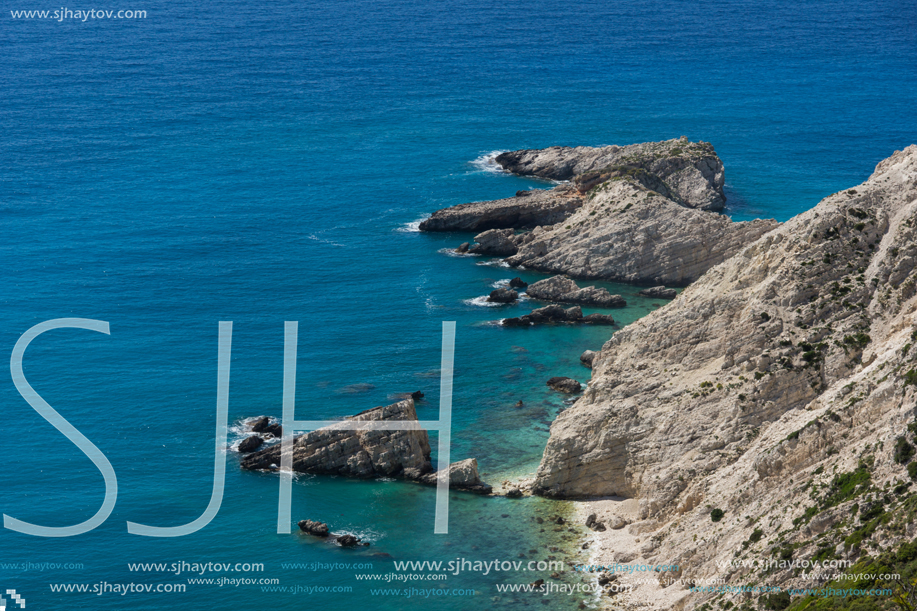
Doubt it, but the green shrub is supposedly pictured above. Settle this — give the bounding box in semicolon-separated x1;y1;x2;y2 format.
894;436;915;464
908;461;917;480
710;508;725;522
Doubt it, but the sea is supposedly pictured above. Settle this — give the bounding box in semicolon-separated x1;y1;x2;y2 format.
1;0;915;609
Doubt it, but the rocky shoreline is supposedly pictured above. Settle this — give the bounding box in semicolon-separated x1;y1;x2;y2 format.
416;143;917;610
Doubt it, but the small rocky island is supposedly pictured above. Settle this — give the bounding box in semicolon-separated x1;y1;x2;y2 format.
239;398;492;494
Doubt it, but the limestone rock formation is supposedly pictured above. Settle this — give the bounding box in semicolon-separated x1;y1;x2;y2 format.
419;184;583;232
531;146;917;606
469;228;518;256
421;138;778;285
504;179;778;285
418;458;492;494
580;350;598;368
240;398;491;494
525;275;626;308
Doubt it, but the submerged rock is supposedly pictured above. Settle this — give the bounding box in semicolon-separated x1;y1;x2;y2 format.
582;313;615;325
526;276;626;308
638;286;677;299
546;377;582;394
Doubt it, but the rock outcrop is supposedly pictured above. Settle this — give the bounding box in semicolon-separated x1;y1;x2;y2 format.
495;138;726;210
419;183;584;232
579;350;597;368
546;377;582;394
525;275;626;308
504;180;778;285
637;286;677;299
241;399;431;476
418;458;492;494
240;398;491;493
469;228;518;256
487;288;518;303
501;304;613;327
238;435;264;453
531;146;917;607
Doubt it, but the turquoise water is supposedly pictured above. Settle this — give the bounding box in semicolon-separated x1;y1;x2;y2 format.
1;0;915;609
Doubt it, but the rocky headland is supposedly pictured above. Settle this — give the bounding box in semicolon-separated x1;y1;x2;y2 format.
531;146;917;609
422;138;779;285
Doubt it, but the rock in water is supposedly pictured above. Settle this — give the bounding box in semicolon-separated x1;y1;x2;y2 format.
240;398;432;477
410;390;424;400
241;398;492;494
501;304;584;327
334;535;364;548
238;435;264;453
546;377;582;393
487;288;519;303
580;350;598;368
469;228;518;256
298;520;330;537
638;286;677;299
456;242;470;253
508;277;528;288
582;313;615;325
526;276;626;308
418;458;492;494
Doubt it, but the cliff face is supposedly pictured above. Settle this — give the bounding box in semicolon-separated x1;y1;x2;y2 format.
535;145;917;504
533;146;917;606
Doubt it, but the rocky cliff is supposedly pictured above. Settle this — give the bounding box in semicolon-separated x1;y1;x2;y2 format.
532;146;917;609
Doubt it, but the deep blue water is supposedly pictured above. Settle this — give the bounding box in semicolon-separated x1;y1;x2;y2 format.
1;0;915;609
